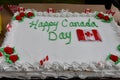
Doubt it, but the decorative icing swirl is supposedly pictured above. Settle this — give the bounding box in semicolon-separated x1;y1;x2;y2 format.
0;61;119;79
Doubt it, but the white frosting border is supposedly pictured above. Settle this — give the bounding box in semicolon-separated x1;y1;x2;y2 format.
0;9;120;79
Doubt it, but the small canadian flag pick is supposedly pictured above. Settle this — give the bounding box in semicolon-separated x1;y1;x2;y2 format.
84;8;91;13
8;5;18;13
40;55;49;65
18;7;25;12
106;10;115;16
47;8;55;13
6;23;12;32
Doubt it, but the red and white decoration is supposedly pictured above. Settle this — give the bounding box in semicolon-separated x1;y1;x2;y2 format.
76;29;102;41
8;5;19;13
6;23;12;32
47;8;55;13
17;7;25;12
84;8;91;13
40;55;49;65
106;10;115;16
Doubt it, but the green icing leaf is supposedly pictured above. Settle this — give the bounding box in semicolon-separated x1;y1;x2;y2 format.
12;16;16;20
13;47;16;53
0;48;6;55
0;47;19;64
95;15;100;19
0;48;4;52
102;17;113;23
4;54;10;57
106;54;111;60
117;44;120;51
6;57;13;64
6;60;13;64
115;58;120;64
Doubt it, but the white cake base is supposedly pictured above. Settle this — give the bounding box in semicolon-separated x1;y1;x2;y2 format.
0;9;120;79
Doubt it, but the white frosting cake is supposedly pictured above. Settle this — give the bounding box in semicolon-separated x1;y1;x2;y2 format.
0;8;120;79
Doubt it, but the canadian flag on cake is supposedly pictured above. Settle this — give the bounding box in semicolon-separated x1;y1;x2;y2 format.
106;10;115;16
18;7;25;12
47;8;55;13
84;8;91;13
8;5;19;13
76;29;102;41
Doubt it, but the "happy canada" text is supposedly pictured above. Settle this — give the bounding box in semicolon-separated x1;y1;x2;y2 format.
29;18;98;44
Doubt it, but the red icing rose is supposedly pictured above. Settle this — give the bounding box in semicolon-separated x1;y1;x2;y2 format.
104;16;110;21
15;15;22;21
4;46;14;55
0;52;3;57
27;12;34;18
110;54;119;62
9;55;19;63
97;13;104;19
19;12;25;17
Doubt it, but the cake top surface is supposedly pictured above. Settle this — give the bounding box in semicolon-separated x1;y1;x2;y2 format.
0;7;120;79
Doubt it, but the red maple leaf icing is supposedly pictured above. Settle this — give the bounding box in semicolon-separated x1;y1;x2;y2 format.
9;55;19;63
15;15;22;20
97;13;104;19
104;16;110;21
27;12;34;18
110;54;119;62
4;46;14;55
19;12;25;17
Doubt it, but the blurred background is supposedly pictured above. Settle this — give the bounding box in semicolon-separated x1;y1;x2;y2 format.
0;0;105;5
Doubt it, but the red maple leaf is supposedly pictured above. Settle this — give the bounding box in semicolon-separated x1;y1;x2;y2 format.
110;54;119;62
85;31;93;37
9;55;19;63
4;46;14;55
